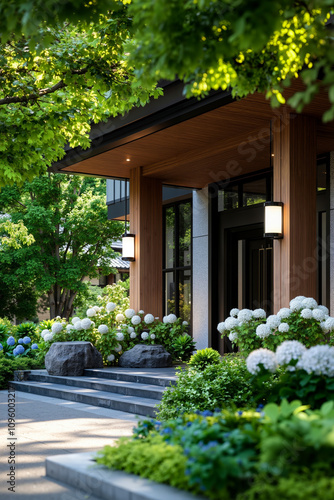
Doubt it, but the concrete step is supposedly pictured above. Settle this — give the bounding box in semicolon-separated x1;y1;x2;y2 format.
26;371;165;401
83;366;178;387
10;380;159;417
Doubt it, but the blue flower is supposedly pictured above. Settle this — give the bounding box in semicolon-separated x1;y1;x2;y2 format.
23;336;31;344
201;410;213;417
160;427;172;435
31;344;38;350
237;411;243;416
18;338;24;344
13;345;25;356
0;343;3;350
6;336;15;346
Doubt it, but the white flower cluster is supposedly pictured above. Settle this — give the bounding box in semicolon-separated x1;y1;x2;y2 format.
131;315;141;325
125;308;136;319
106;302;116;312
275;340;307;371
141;332;149;340
256;324;271;339
162;314;177;324
247;341;334;377
52;322;63;334
246;349;278;375
297;345;334;377
116;331;124;341
144;314;155;324
98;324;109;334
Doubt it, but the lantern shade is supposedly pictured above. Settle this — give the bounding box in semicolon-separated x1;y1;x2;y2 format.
264;202;283;238
122;234;135;261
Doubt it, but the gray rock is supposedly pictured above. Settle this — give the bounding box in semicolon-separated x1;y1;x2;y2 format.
45;341;103;376
118;344;172;368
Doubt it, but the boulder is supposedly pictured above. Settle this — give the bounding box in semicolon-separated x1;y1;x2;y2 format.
45;341;103;376
118;344;172;368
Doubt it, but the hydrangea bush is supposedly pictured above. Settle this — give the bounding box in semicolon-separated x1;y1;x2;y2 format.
246;340;334;408
218;296;333;354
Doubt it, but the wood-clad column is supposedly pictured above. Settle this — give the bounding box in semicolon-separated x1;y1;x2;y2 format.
273;113;317;311
129;167;163;317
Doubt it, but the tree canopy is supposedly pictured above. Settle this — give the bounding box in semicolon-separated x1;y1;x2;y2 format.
0;6;161;187
0;174;124;320
0;1;334;188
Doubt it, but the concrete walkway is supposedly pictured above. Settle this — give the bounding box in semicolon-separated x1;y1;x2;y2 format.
0;389;139;500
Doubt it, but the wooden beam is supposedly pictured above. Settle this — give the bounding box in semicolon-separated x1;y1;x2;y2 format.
273;113;317;311
129;167;163;317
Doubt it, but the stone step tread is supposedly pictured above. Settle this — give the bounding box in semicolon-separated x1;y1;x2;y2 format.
10;380;160;407
27;372;166;395
84;367;179;386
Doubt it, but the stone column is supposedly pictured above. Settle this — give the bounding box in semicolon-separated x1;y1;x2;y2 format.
192;187;210;350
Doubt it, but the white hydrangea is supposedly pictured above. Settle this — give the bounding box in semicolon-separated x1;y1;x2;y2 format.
107;354;115;362
51;322;63;334
141;332;149;340
228;331;238;343
230;308;239;318
317;305;329;316
266;315;281;329
66;324;74;332
237;309;253;322
71;317;81;325
163;316;169;323
130;332;137;339
125;308;136;319
106;302;116;312
297;345;334;377
139;310;145;314
301;297;318;309
300;308;313;320
150;334;156;340
324;317;334;332
277;308;291;319
246;349;278;375
74;320;83;331
44;333;54;342
116;313;125;322
217;322;226;334
168;314;177;324
81;318;92;330
256;324;272;339
312;308;326;322
41;329;51;339
86;308;96;317
224;317;239;330
93;306;101;313
253;308;266;319
276;340;307;370
127;326;134;334
278;322;289;333
131;315;141;325
144;314;155;324
289;298;304;311
320;322;329;333
182;321;188;326
98;324;109;334
116;331;124;341
114;344;122;353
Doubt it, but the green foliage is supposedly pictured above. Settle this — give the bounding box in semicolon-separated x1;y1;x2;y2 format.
0;356;43;389
97;401;334;500
167;334;195;362
0;174;124;319
188;348;221;370
0;319;13;341
96;434;189;491
129;0;334;121
14;322;39;343
0;8;161;186
0;219;35;249
157;357;273;420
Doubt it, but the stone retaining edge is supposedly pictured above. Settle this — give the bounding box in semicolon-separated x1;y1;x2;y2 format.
46;451;205;500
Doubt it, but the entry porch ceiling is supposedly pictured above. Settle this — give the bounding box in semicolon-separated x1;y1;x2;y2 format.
61;86;334;189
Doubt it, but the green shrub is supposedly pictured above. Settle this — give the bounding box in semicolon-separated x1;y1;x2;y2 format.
188;348;221;370
169;334;196;362
0;357;44;389
14;322;39;342
157;357;274;420
97;401;334;500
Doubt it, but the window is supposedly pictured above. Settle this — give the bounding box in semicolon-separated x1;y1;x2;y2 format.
163;200;192;324
218;172;271;212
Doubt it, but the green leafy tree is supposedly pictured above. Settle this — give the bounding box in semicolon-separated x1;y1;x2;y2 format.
0;6;161;187
0;174;124;319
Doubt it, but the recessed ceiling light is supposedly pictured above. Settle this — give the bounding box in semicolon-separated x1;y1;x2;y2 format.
126;158;131;162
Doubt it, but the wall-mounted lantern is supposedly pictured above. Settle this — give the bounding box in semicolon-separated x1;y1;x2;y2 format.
264;201;283;239
122;233;135;261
